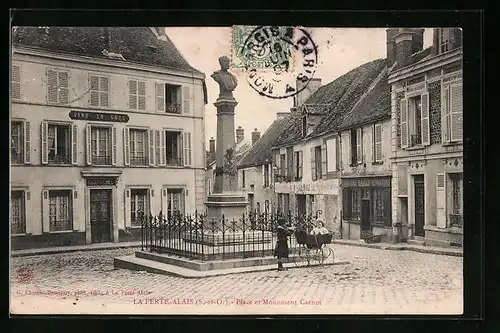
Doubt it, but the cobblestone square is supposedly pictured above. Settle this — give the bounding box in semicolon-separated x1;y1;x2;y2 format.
10;245;463;315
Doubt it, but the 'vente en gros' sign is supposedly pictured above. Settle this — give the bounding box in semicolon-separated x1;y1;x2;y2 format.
69;111;129;123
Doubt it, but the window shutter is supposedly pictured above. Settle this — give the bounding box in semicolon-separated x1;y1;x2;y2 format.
124;189;131;228
299;150;303;177
111;126;117;166
159;130;166;166
436;173;447;228
310;147;316;181
42;190;50;233
421;93;430;145
156;83;165;112
187;132;192;166
90;75;99;107
71;124;78;165
450;83;463;141
160;188;167;216
149;188;155;216
47;69;58;103
336;138;340;170
123;128;130;166
321;143;327;179
372;125;376;162
442;85;450;143
292;152;297;180
374;123;383;162
138;81;146;110
86;124;92;165
155;130;161;166
12;65;21;99
400;99;408;148
262;164;266;187
58;71;69;104
129;80;137;109
182;86;191;115
148;129;155;166
24;121;31;164
182;132;188;166
41;121;48;165
100;76;109;107
356;128;363;164
275;153;281;176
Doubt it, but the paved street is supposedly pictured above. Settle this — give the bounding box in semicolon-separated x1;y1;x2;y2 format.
10;245;463;315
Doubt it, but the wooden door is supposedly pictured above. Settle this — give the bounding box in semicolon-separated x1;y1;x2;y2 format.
414;176;425;237
90;189;111;243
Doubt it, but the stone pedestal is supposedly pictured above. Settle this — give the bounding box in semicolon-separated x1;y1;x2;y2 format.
205;97;248;226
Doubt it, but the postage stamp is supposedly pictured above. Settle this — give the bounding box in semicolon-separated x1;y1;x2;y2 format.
232;25;319;99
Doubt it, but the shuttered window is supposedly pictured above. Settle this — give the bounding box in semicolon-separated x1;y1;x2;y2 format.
86;125;115;166
47;69;69;104
129;79;146;110
41;122;73;165
326;138;337;172
90;74;109;107
48;190;73;232
130;189;150;226
294;150;303;180
11;121;31;165
12;65;21;100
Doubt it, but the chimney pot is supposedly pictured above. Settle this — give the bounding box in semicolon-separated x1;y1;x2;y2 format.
236;126;244;144
394;30;414;69
251;129;261;146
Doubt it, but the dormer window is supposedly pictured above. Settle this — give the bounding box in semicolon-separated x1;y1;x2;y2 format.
439;28;451;54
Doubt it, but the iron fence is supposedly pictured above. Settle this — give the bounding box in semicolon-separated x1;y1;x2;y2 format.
140;210;326;261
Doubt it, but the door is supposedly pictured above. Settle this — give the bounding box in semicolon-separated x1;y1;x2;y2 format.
90;189;112;243
414;175;425;237
297;194;306;217
360;199;371;238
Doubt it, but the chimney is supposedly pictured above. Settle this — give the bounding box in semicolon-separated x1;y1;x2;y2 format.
277;112;291;120
236;126;244;144
252;128;261;145
386;28;399;67
394;29;414;69
295;78;322;107
209;137;215;157
410;28;424;54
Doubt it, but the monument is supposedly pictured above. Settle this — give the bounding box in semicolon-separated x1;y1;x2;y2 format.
204;56;249;223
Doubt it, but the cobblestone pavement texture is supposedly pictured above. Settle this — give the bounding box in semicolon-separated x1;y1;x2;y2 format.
10;245;463;315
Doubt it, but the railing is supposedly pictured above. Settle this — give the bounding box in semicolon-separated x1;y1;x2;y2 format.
92;155;112;165
166;103;181;114
48;154;71;164
140;211;325;261
410;134;422;147
449;214;463;228
130;156;148;166
275;175;292;182
166;157;182;166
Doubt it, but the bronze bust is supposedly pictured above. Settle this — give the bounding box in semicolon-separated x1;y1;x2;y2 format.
211;56;238;100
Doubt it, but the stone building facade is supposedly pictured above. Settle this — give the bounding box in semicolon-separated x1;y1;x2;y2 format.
10;27;207;249
389;28;463;247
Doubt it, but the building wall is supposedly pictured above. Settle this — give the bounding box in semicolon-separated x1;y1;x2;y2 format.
10;48;206;249
239;165;277;214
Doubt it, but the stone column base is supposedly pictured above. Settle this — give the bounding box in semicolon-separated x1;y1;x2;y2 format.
205;192;249;223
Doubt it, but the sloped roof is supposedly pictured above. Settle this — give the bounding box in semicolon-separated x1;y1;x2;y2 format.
12;26;203;75
338;70;391;130
273;58;387;148
206;140;252;169
237;117;290;169
410;46;433;65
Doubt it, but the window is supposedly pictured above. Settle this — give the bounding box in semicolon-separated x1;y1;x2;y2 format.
129;129;148;166
263;164;270;187
351;189;360;220
326;138;337;172
167;189;184;217
156;83;191;114
12;65;21;100
166;131;182;166
372;188;391;226
11;121;24;164
350;128;363;165
439;28;451;54
449;173;463;228
342;187;391;226
91;126;112;165
372;123;383;163
280;154;286;178
443;82;463;143
130;189;149;226
401;93;430;148
314;146;322;180
129;80;146;110
11;190;26;234
47;69;69;105
49;190;73;231
90;74;109;107
294;151;303;180
48;124;71;164
242;170;246;188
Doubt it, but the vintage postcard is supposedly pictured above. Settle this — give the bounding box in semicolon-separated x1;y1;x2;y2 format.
10;26;463;315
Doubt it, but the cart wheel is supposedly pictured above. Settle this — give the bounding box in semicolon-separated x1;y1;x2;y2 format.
321;246;335;265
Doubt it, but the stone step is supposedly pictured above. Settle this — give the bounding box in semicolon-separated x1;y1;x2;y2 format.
114;254;350;278
407;239;425;246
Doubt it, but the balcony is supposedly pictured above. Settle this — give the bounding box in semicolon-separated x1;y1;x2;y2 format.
166;157;182;166
92;155;111;165
166;103;181;114
130;156;148;166
449;214;463;228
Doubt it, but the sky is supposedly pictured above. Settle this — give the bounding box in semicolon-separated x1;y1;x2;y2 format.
166;27;433;146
